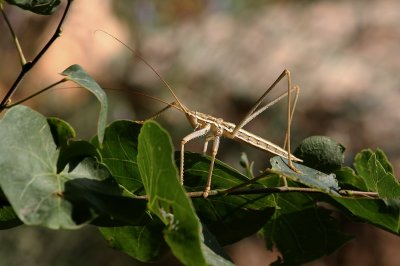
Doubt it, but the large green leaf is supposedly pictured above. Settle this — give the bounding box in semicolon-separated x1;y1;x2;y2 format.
137;121;234;266
5;0;61;15
94;120;168;262
61;65;108;144
263;177;351;265
0;106;110;228
183;152;276;245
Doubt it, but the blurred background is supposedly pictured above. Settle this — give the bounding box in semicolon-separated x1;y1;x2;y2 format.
1;0;400;265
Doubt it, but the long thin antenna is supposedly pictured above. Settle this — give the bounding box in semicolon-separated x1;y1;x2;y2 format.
105;87;183;112
95;30;188;113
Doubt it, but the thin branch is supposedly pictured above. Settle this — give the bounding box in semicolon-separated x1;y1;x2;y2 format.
1;6;26;65
0;0;73;112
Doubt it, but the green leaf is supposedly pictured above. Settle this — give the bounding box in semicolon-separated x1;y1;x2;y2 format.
263;177;351;265
354;149;400;199
94;120;143;193
183;152;276;245
329;150;400;234
0;205;22;229
5;0;61;15
99;221;168;262
0;106;111;229
47;117;76;147
61;65;108;144
94;121;165;262
333;197;400;234
137;121;234;266
271;157;340;196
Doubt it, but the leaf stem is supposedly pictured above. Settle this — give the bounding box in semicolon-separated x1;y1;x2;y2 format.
5;79;66;108
0;0;73;112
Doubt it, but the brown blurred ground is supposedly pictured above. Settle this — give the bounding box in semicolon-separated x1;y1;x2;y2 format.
1;0;400;265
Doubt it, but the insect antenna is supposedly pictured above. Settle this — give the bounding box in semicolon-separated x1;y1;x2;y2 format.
95;30;188;113
104;87;183;112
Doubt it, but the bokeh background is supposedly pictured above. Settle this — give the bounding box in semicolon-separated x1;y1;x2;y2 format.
1;0;400;265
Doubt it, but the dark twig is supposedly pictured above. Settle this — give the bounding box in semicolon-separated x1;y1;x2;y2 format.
130;186;379;200
0;0;73;111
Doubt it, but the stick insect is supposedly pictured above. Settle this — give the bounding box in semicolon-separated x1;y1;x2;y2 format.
100;31;302;197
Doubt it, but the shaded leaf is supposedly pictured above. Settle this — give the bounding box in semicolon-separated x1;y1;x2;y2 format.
0;205;22;229
137;121;234;266
184;152;276;245
61;65;108;144
335;166;367;191
263;177;351;265
5;0;61;15
57;140;102;173
99;221;167;263
93;120;143;193
47;117;76;147
64;177;149;226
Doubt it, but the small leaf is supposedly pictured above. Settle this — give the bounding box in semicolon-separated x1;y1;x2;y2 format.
5;0;61;15
354;149;400;199
271;156;340;196
61;65;108;144
137;121;234;266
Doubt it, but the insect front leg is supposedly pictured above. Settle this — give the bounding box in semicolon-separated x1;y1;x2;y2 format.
180;124;211;185
203;135;220;198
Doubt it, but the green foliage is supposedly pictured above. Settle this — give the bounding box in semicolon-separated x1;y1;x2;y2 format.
0;104;399;265
1;3;400;265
